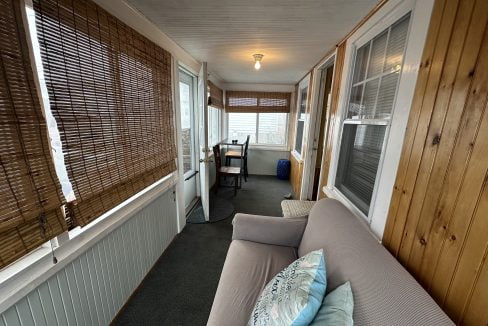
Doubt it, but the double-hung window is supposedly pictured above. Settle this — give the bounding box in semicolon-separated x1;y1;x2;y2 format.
335;14;411;216
293;77;309;158
227;112;288;146
225;91;290;147
208;106;222;146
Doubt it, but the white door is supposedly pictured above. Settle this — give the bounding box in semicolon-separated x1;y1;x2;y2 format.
179;69;198;212
198;63;210;220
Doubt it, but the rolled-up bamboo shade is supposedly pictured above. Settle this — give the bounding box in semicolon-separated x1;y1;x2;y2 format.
208;81;224;109
225;91;291;113
34;0;177;226
0;0;66;268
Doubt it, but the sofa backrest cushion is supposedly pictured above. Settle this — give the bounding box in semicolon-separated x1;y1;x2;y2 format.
298;199;453;325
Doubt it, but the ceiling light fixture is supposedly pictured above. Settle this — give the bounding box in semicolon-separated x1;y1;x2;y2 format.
253;54;264;70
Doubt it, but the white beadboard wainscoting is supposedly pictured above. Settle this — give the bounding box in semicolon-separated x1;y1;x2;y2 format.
0;184;178;326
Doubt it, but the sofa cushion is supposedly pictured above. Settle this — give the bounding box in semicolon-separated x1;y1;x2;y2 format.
248;249;326;326
298;199;454;325
207;240;297;326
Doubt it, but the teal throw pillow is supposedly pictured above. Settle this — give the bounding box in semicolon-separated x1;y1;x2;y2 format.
248;249;327;326
310;281;354;326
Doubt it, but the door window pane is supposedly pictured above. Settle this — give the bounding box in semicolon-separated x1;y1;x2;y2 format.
228;113;257;143
258;113;287;145
295;120;305;154
299;87;308;119
179;80;193;173
335;125;386;214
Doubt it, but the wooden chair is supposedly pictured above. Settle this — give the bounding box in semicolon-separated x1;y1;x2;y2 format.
225;135;250;181
213;145;241;195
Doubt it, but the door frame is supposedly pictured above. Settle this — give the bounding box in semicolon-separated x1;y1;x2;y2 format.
300;52;337;200
178;68;200;213
174;60;200;232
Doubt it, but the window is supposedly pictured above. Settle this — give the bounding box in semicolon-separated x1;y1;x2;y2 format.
227;113;288;146
180;72;194;174
293;79;309;158
208;106;222;146
335;14;410;216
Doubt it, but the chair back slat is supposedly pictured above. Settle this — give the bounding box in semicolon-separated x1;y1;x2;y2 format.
244;135;250;155
213;144;222;170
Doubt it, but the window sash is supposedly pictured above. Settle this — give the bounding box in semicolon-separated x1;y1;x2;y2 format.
334;13;410;217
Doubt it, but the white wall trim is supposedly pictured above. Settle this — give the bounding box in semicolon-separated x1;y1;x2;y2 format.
0;175;177;314
93;0;200;74
325;0;435;239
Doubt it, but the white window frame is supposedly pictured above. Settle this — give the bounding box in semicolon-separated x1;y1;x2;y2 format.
226;112;290;150
292;74;311;160
324;0;435;239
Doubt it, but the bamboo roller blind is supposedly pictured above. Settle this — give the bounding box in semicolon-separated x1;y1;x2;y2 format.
225;91;291;113
208;81;224;109
0;0;67;268
34;0;177;226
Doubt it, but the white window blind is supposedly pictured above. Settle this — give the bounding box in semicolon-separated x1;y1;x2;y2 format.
335;13;410;216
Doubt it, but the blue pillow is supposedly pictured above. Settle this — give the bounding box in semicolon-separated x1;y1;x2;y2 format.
248;249;327;326
310;281;354;326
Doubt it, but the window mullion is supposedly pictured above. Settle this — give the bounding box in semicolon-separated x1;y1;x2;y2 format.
255;113;259;144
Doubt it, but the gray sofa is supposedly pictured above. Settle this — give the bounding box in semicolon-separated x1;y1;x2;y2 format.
208;198;453;326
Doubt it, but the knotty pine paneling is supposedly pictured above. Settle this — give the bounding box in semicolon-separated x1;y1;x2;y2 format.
383;0;488;324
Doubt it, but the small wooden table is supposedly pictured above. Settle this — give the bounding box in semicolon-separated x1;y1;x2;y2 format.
220;137;246;185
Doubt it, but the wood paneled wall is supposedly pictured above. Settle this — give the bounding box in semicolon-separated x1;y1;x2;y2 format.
383;0;488;324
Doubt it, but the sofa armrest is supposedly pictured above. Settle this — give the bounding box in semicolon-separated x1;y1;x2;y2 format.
232;214;308;248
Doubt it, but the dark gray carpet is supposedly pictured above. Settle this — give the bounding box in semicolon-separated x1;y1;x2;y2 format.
113;175;291;326
186;192;235;224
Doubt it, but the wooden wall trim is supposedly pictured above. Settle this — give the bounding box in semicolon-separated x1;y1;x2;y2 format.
383;0;488;324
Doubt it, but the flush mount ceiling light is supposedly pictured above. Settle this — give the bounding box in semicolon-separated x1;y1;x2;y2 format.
253;54;264;70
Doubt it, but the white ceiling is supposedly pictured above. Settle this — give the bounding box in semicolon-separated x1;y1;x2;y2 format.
126;0;379;84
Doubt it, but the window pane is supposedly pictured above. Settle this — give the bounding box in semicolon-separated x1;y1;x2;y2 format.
258;113;287;145
335;124;386;214
384;14;410;73
299;87;308;119
375;72;399;119
228;113;257;143
208;106;220;146
362;79;379;119
294;120;305;155
347;84;363;119
352;43;370;84
367;30;388;78
179;81;193;173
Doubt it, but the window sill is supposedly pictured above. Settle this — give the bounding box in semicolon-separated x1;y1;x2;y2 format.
0;173;177;313
291;150;303;162
323;186;380;241
249;144;289;152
